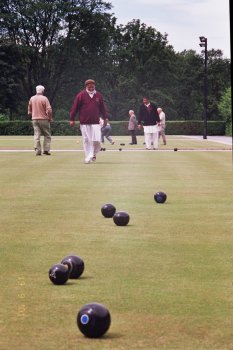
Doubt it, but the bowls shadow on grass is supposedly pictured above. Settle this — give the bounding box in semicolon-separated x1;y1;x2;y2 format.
102;332;124;340
48;275;94;286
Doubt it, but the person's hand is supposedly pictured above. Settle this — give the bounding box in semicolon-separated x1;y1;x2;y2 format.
70;120;75;127
138;124;142;129
103;118;108;127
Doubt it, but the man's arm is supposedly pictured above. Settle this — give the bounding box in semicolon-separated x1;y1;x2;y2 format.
46;99;53;122
99;95;108;126
70;93;81;126
28;99;32;117
137;106;143;128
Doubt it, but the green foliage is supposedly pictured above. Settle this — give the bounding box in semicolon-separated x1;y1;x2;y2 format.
0;120;225;136
53;108;69;121
0;43;26;116
0;0;114;106
0;113;9;121
0;121;33;135
206;50;231;120
166;120;225;135
51;121;81;135
218;87;232;135
0;1;231;123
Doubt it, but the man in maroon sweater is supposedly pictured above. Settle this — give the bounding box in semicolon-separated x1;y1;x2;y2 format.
70;79;108;163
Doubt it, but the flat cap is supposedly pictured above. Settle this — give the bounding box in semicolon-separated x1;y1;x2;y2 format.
85;79;95;86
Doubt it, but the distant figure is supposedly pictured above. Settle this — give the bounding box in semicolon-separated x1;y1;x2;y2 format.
128;110;137;145
70;79;108;163
28;85;53;156
100;117;114;145
157;107;166;145
138;96;160;150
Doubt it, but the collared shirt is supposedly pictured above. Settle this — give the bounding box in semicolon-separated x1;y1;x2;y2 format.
86;89;96;98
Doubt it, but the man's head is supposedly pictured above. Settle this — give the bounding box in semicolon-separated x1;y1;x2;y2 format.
143;97;150;105
85;79;95;92
129;110;134;116
157;107;162;114
36;85;45;94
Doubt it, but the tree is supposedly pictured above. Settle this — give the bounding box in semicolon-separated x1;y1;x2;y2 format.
205;49;231;120
173;50;204;120
101;19;178;119
218;87;232;135
0;43;26;118
0;0;113;115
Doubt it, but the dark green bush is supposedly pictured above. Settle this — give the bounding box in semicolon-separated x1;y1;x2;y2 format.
111;121;225;136
0;120;226;136
165;121;225;135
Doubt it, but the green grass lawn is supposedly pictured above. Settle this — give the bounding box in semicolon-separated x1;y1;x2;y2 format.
0;136;232;350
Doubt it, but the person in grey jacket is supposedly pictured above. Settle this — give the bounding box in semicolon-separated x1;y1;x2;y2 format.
128;110;138;145
157;107;167;145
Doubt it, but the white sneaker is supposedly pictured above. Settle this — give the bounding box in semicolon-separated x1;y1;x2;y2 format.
84;156;93;164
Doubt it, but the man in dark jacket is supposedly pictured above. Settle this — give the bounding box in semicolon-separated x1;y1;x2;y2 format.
70;79;108;163
138;96;160;150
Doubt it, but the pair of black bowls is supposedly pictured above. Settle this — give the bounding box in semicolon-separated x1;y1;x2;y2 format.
49;255;85;285
101;204;130;226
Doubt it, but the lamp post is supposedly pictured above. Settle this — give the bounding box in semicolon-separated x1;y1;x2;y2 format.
199;36;208;139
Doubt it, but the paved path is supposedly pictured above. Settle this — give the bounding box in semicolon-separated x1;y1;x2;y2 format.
181;135;232;145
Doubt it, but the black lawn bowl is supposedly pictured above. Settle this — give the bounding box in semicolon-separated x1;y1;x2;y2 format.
119;148;122;151
101;203;116;218
113;211;130;226
154;191;167;204
174;148;178;151
77;302;111;338
61;255;84;279
49;263;69;285
120;143;125;146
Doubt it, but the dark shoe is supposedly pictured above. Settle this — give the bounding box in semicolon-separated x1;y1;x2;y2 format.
43;151;51;155
36;151;41;156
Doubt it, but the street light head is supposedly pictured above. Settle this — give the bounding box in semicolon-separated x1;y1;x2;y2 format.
199;43;205;47
199;36;206;42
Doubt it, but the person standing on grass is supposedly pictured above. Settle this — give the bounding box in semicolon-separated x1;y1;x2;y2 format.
157;107;167;145
100;117;114;146
70;79;108;163
138;96;160;150
28;85;53;156
128;110;138;145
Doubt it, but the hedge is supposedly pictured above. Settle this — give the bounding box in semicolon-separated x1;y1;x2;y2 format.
0;120;226;136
